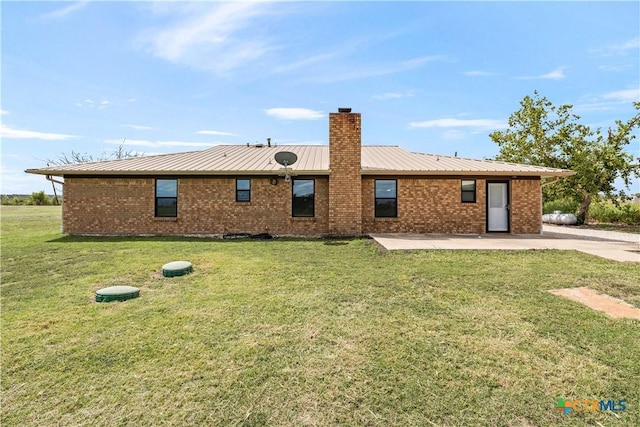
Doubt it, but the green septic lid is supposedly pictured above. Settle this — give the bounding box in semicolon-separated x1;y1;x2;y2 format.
96;285;140;303
162;261;193;277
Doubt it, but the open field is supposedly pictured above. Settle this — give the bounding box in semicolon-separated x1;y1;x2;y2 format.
2;206;639;426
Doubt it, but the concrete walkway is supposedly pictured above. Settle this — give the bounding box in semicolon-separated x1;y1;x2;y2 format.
370;231;640;263
542;224;640;243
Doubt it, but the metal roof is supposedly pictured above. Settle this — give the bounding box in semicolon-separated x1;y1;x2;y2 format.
26;144;574;178
361;146;574;176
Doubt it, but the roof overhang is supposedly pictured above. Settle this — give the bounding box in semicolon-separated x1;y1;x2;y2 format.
25;169;332;177
361;169;576;178
27;168;575;179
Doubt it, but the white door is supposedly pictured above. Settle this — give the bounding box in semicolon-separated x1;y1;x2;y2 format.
487;182;509;232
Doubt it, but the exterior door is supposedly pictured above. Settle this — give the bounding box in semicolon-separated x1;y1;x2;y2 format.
487;182;509;232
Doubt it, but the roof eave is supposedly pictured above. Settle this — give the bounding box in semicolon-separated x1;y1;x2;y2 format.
25;169;332;177
361;169;576;177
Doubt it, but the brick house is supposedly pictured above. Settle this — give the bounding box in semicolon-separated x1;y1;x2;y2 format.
26;108;573;236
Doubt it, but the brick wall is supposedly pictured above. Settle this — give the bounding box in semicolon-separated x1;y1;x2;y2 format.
63;175;542;236
63;176;329;235
510;178;542;234
328;111;362;235
361;176;542;234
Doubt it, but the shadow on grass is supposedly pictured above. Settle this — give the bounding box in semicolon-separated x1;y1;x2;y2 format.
47;234;364;245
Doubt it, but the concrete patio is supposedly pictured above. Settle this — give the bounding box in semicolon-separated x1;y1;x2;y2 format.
370;226;640;263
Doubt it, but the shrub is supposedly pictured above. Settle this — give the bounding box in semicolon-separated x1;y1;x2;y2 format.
588;201;640;225
29;191;50;206
543;198;579;214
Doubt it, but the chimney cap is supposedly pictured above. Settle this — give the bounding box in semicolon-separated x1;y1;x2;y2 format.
338;107;352;113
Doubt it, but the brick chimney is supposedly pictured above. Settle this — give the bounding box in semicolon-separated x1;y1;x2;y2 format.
328;108;362;235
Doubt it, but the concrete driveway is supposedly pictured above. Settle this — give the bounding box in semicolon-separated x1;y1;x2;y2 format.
370;225;640;262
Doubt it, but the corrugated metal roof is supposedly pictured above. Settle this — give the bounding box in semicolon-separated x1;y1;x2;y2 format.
25;144;574;177
361;146;573;176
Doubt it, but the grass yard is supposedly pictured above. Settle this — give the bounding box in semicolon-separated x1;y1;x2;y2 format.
2;206;639;426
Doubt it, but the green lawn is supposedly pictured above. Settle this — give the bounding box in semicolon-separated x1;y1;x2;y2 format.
2;206;639;426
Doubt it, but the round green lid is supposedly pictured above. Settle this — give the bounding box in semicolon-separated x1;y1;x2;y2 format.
162;261;193;277
96;285;140;302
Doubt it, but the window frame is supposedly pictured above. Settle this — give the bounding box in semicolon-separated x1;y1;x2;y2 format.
236;179;251;202
374;179;398;218
461;179;477;203
292;179;315;218
155;178;178;217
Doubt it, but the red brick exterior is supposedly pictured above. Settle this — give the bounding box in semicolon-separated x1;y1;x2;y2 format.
361;176;541;234
511;178;543;234
328;111;362;235
60;110;543;236
62;174;541;236
63;176;329;235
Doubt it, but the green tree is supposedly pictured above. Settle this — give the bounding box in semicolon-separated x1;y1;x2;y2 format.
29;191;50;206
490;91;640;224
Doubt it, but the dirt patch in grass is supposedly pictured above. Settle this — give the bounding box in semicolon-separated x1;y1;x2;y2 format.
550;287;640;320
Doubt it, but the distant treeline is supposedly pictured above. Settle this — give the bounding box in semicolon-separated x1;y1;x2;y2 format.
2;191;62;206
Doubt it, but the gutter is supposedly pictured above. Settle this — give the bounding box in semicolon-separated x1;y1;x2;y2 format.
46;175;65;186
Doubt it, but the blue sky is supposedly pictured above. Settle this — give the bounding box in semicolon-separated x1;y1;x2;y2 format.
2;1;639;194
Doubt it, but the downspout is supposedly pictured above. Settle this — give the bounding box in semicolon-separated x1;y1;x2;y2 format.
46;175;64;186
46;175;65;233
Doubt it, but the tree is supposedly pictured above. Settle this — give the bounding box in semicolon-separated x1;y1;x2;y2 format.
44;140;143;204
29;191;50;206
490;91;640;224
45;140;143;166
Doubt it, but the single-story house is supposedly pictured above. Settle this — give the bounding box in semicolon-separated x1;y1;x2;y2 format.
26;108;574;236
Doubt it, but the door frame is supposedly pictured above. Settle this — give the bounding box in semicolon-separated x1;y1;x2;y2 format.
486;180;510;233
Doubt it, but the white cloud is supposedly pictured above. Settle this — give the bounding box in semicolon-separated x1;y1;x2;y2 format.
104;139;213;148
540;67;566;80
135;2;277;74
514;67;566;80
303;55;446;84
0;109;8;115
77;98;109;109
0;124;77;141
463;70;498;77
122;124;154;131
592;37;640;56
372;91;415;100
274;51;341;74
598;64;633;72
516;67;566;80
601;88;639;103
0;168;55;194
409;118;507;131
39;1;88;20
197;130;238;136
575;87;640;112
265;108;324;121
